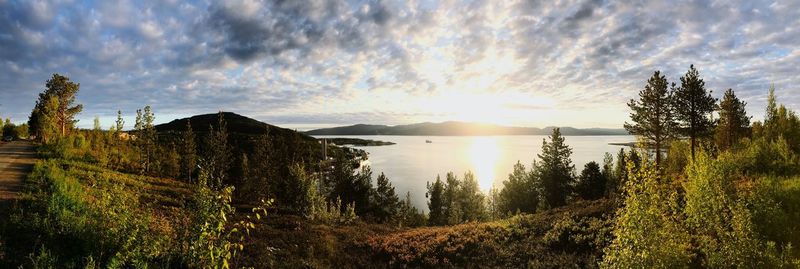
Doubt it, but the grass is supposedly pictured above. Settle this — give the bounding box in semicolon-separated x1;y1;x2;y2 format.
0;158;193;268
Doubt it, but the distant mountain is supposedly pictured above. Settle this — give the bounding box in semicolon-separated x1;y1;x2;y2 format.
306;121;629;136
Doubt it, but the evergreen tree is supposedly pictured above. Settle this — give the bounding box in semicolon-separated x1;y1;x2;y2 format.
575;161;606;200
458;172;486;222
601;152;615;197
203;112;232;189
443;172;462;224
372;172;401;223
180;121;197;182
135;106;156;174
115;110;124;132
673;65;717;159
329;156;373;216
624;71;677;168
536;128;575;208
611;148;627;196
399;191;426;227
714;89;750;151
426;176;446;226
499;161;539;214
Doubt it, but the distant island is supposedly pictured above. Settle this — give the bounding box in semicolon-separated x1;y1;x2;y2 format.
324;137;396;146
306;121;630;136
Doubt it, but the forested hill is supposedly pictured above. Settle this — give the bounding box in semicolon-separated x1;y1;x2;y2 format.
306;121;629;136
155;112;313;141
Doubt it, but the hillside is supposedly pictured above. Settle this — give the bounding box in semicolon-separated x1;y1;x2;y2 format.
306;121;629;136
155;112;314;142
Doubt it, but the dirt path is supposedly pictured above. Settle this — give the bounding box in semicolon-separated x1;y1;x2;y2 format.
0;141;36;201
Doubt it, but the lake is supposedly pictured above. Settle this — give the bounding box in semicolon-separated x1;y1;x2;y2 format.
314;135;636;211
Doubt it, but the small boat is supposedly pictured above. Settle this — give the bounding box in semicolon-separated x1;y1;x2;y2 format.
425;140;432;143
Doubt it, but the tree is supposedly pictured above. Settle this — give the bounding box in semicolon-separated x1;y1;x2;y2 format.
328;156;372;216
2;120;16;138
93;116;101;131
458;172;486;222
673;65;716;159
29;74;83;142
203;112;232;189
536;128;575;208
601;160;692;268
399;191;426;227
624;71;677;168
443;172;462;224
610;148;627;196
427;176;446;226
575;161;606;200
135;106;156;174
14;123;29;139
760;87;800;152
601;152;614;197
180;120;197;182
714;89;750;151
115;110;124;132
499;161;539;214
372;172;401;223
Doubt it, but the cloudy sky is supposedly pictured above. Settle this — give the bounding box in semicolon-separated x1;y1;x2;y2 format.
1;0;798;129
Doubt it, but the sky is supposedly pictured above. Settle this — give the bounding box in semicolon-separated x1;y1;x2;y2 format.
1;0;799;130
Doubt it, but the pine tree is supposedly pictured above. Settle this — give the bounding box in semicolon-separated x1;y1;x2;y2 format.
180;120;197;182
29;74;83;142
611;148;627;196
443;172;462;224
135;106;156;174
624;71;677;168
499;161;539;214
115;110;125;132
575;161;606;200
458;172;486;222
673;65;717;159
536;128;575;208
203;112;232;189
714;89;750;151
372;172;400;223
426;176;446;226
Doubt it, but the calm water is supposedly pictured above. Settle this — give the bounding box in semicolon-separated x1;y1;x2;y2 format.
315;135;635;210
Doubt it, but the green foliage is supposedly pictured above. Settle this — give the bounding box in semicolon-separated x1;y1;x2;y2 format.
371;172;401;223
499;161;539;215
398;191;427;227
427;172;486;225
537;128;575;208
624;70;677;167
683;152;787;267
328;156;373;216
575;161;607;200
714;88;751;151
664;140;690;176
602;159;692;268
16;159;178;267
673;65;717;159
758;87;800;152
186;174;270;269
426;176;446;226
202;111;233;189
29;74;83;142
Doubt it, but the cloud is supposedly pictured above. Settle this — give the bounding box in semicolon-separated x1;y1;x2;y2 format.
0;0;798;128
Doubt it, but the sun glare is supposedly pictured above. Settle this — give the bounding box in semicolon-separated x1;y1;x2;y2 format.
469;137;501;192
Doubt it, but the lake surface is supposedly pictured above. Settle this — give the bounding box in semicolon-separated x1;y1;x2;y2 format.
314;135;635;211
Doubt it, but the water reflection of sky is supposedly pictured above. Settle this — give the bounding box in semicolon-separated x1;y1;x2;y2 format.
317;135;634;212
